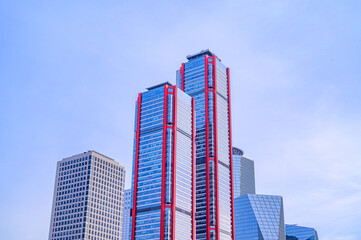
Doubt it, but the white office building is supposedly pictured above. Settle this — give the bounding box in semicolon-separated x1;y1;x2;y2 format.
48;151;125;240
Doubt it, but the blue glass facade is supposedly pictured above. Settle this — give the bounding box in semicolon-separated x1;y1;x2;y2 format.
286;225;319;240
178;49;234;239
234;194;286;240
122;189;131;240
232;147;255;198
130;83;195;240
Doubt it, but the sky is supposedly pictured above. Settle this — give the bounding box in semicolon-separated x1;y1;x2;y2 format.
0;0;360;239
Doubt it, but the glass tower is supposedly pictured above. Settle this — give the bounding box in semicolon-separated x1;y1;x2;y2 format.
232;147;255;198
234;194;286;240
122;189;131;240
286;224;319;240
130;82;195;239
177;49;234;239
48;151;126;240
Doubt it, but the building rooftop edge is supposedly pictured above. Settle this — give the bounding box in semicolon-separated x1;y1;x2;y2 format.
90;150;115;162
186;49;221;62
285;224;317;230
61;150;124;167
237;193;283;199
146;81;173;90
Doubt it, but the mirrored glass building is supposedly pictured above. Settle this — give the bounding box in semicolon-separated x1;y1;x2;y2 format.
232;147;255;198
234;194;286;240
177;49;234;240
130;82;195;239
286;224;319;240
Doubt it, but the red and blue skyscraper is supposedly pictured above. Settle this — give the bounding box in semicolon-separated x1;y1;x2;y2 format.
177;49;235;240
130;50;235;240
130;82;196;239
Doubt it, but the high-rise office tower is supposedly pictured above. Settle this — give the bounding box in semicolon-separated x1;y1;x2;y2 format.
122;189;131;240
130;82;195;239
177;49;234;239
286;224;319;240
48;151;126;240
234;194;286;240
232;147;255;198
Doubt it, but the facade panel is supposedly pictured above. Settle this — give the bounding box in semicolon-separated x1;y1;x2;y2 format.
234;194;286;240
232;147;255;198
122;189;131;240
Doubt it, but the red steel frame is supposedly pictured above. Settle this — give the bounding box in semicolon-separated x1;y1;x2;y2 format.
227;68;236;240
160;85;169;240
212;56;220;239
204;55;211;239
171;86;177;239
192;98;196;240
205;55;220;238
131;93;142;240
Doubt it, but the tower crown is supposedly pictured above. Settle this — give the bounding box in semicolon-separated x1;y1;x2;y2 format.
186;49;221;62
232;147;244;156
146;81;173;90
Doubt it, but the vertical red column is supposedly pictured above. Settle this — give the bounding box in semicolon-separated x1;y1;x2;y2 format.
131;93;142;240
171;86;177;239
227;68;235;240
212;56;220;239
192;97;196;240
204;55;210;240
160;85;169;240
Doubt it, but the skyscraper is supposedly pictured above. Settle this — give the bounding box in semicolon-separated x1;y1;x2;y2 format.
286;224;319;240
130;82;195;239
122;189;131;240
234;194;286;240
232;147;255;198
48;151;126;240
177;49;234;239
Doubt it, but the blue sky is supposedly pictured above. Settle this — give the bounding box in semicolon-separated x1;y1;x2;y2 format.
1;0;360;239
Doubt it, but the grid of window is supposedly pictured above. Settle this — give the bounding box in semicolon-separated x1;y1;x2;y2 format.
133;86;164;239
234;194;285;240
175;89;193;239
122;189;131;240
49;155;91;240
233;151;242;198
215;59;232;239
285;225;319;240
86;154;124;240
48;151;125;240
183;57;208;239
